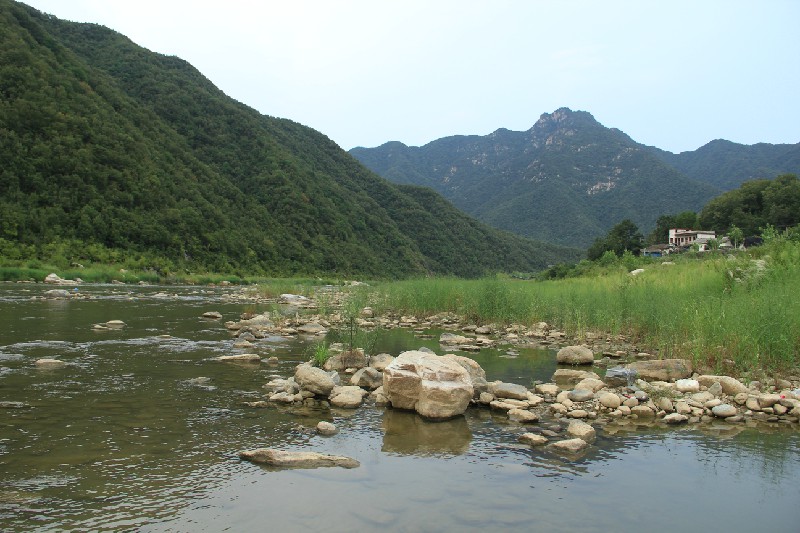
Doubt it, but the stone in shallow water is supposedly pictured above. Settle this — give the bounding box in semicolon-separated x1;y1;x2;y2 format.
519;433;548;446
316;421;337;436
239;449;358;469
711;404;738;418
567;419;596;441
548;438;589;455
556;345;594;365
35;358;66;368
218;354;261;363
507;408;539;423
568;388;594;402
663;413;689;424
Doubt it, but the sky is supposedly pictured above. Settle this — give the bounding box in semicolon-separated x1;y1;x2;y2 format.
22;0;800;153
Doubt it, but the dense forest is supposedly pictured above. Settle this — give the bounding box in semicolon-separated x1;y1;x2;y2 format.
0;1;580;277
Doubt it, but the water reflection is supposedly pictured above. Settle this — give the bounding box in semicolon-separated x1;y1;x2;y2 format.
381;409;472;456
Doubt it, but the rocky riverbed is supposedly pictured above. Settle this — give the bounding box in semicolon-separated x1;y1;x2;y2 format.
210;292;800;464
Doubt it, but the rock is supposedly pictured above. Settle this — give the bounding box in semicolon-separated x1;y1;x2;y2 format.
479;392;495;404
218;354;261;363
663;413;689;424
350;367;383;390
297;322;327;335
630;405;655;417
656;397;674;412
604;367;639;387
316;421;338;436
105;320;126;328
707;381;724;397
44;289;71;298
536;383;560;395
556;345;594;365
598;392;621;409
696;375;748;395
202;311;223;319
278;294;310;305
295;364;336;396
239;449;359;469
758;394;782;408
488;381;529;401
567;409;589;419
329;386;368;408
675;379;700;393
626;359;692;381
574;378;605;393
369;353;395;371
44;273;80;285
35;358;66;368
0;401;29;409
567;420;596;441
630;268;645;276
268;391;296;403
508;408;539;423
553;368;600;385
439;332;470;345
548;438;589;455
568;389;594;402
519;433;548;446
475;325;492;335
324;349;368;371
711;404;738;418
382;350;473;420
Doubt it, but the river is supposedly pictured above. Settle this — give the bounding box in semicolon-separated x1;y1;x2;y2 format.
1;284;798;532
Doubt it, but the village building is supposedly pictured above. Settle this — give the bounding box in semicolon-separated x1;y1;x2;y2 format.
668;228;716;247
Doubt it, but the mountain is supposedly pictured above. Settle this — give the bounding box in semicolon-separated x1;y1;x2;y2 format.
0;1;580;277
350;108;721;248
648;139;800;191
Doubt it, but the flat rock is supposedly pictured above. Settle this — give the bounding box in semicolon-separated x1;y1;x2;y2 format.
489;381;529;400
696;375;748;395
35;358;66;368
239;449;358;469
508;408;539;423
626;359;692;381
548;438;589;455
519;433;549;446
329;386;368;408
202;311;223;319
675;379;700;393
218;354;261;363
552;368;600;385
603;367;638;387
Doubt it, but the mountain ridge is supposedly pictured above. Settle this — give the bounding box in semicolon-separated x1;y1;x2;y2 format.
351;108;723;247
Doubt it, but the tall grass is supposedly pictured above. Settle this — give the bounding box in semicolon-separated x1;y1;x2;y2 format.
370;243;800;374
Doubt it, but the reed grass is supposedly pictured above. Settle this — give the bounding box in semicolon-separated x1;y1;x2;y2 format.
369;242;800;374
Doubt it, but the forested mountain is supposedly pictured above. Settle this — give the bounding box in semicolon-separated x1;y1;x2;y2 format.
351;109;721;248
0;0;580;277
648;139;800;191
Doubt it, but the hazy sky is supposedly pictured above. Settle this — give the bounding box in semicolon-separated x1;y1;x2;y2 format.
23;0;800;153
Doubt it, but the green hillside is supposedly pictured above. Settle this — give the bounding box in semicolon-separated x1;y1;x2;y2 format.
648;139;800;191
0;1;579;277
351;108;720;248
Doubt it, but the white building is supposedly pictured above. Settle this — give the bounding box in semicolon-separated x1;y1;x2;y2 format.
668;228;716;247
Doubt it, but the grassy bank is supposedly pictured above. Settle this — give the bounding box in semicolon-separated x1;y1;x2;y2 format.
368;240;800;375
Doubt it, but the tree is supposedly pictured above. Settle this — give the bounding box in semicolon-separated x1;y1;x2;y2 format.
728;224;744;249
588;219;644;260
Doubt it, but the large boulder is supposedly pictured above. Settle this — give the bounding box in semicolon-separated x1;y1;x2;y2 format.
556;345;595;365
442;353;488;396
294;364;336;396
603;367;638;387
626;359;692;381
239;448;358;469
382;350;473;420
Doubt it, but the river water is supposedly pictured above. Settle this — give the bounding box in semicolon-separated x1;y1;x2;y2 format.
1;284;798;532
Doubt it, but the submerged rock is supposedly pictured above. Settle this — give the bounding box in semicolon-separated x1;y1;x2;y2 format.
35;358;66;368
239;448;359;469
218;354;261;363
202;311;223;319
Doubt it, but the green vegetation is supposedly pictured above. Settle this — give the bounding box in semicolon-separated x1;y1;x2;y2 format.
698;174;800;236
587;219;644;260
0;0;576;279
366;237;800;374
309;341;331;368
